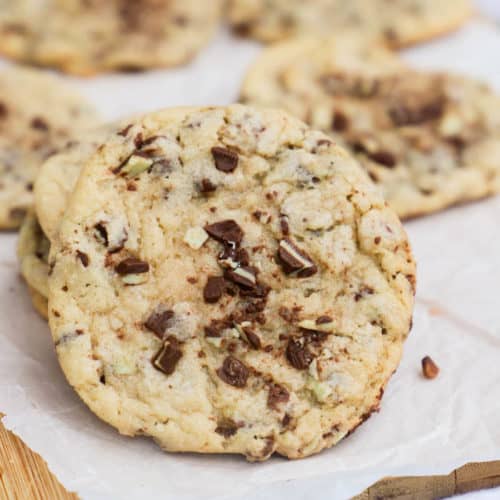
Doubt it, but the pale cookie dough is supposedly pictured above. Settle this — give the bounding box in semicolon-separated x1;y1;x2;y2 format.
241;37;500;219
17;211;50;319
0;0;223;75
0;67;99;229
227;0;472;47
48;105;415;460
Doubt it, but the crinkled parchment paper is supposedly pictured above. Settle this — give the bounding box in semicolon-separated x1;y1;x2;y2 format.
1;17;500;500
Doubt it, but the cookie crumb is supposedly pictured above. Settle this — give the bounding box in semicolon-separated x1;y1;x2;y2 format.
421;356;439;379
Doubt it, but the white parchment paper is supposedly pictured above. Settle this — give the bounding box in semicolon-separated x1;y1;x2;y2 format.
1;14;500;500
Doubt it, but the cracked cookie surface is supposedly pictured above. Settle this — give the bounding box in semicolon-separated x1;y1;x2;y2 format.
241;37;500;219
0;0;222;75
227;0;471;46
0;67;99;229
48;105;415;460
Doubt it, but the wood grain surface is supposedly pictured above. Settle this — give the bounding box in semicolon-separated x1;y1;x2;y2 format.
0;417;499;500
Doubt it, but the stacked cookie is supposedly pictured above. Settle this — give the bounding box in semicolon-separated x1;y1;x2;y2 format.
19;104;416;460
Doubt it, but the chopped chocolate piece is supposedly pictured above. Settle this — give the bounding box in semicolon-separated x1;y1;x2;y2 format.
211;147;239;173
199;178;217;193
277;239;317;277
134;132;144;148
316;315;333;325
239;282;270;298
241;326;261;350
282;413;291;427
205;220;243;245
279;215;290;235
286;338;313;370
31;116;49;131
224;266;257;289
389;98;444;127
144;309;174;338
76;250;89;267
115;257;149;275
117;124;133;137
204;318;232;338
332;110;350;132
94;223;109;246
217;355;249;388
421;356;439;379
215;421;240;438
267;383;290;409
368;150;396;168
219;246;249;267
203;276;226;303
152;336;182;375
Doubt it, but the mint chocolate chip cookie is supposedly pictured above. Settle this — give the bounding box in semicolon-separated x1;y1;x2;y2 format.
17;211;50;319
0;68;99;229
48;105;415;460
241;37;500;219
0;0;222;75
227;0;471;47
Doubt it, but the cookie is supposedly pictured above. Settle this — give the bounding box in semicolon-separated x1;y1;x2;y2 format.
48;105;415;460
227;0;472;47
241;37;500;219
0;67;99;229
0;0;223;75
17;210;50;318
35;125;120;243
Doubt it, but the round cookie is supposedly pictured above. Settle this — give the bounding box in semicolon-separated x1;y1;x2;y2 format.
0;0;223;75
48;105;415;460
227;0;472;47
35;125;121;243
241;37;500;219
0;67;99;229
17;211;50;318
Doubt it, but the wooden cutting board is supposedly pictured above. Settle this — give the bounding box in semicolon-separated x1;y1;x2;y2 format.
1;418;499;500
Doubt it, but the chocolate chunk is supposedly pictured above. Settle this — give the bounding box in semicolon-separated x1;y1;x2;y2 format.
238;282;270;298
286;338;313;370
145;309;174;338
332;110;350;132
267;384;290;409
422;356;439;379
94;223;109;246
76;250;89;267
242;327;261;350
31;116;49;131
215;422;240;438
219;246;249;267
316;315;333;325
204;318;232;338
199;178;217;193
115;257;149;275
152;336;182;375
279;215;290;235
224;266;257;289
203;276;226;303
368;150;396;168
211;147;239;173
389;98;444;127
277;239;317;277
205;220;243;245
217;355;249;388
117;124;133;137
134;132;144;148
